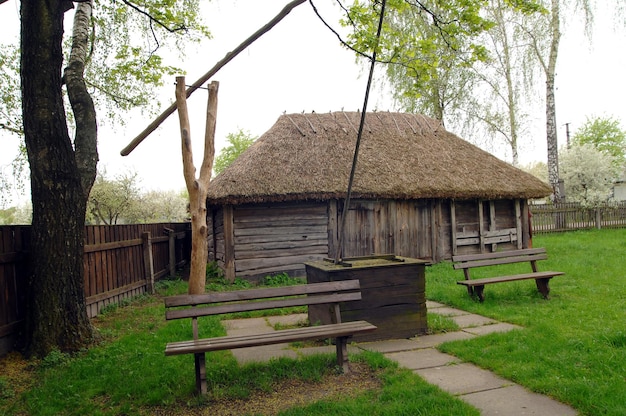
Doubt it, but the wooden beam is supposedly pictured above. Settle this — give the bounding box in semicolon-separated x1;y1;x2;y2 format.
450;199;457;256
120;0;307;156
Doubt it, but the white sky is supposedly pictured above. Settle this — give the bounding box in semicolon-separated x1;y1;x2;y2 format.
1;0;625;203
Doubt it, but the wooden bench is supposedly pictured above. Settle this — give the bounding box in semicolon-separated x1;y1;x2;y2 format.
164;280;377;394
453;248;564;302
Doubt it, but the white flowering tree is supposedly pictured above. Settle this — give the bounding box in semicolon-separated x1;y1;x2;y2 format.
559;144;619;206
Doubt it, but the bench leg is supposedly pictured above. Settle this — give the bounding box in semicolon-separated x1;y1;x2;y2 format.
336;336;349;373
194;352;207;394
536;278;551;299
474;285;485;302
466;285;474;297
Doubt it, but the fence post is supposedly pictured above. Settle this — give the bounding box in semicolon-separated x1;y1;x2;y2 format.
142;231;155;294
169;231;176;277
596;207;602;229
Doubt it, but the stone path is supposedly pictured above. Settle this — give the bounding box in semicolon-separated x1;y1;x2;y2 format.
222;302;578;415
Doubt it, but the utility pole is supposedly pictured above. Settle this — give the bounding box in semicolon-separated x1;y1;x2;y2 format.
565;122;571;148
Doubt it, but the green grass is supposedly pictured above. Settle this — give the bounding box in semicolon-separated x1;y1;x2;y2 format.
428;228;626;416
0;277;477;416
4;229;623;415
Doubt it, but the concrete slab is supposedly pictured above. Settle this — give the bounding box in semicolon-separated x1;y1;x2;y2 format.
461;384;578;416
222;317;271;335
415;362;512;395
452;313;498;328
430;306;471;317
358;338;422;353
266;313;308;328
411;331;475;348
426;300;446;309
463;322;523;336
385;348;461;370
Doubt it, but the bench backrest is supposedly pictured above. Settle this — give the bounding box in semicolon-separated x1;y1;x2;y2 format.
452;248;547;270
165;280;361;321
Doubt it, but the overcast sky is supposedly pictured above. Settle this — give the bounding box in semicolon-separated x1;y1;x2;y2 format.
1;1;625;202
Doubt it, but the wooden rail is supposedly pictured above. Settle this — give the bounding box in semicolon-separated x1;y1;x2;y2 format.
530;202;626;233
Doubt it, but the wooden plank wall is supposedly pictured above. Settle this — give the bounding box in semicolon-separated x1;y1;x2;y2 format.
451;199;521;256
231;202;329;279
340;199;434;260
0;222;190;356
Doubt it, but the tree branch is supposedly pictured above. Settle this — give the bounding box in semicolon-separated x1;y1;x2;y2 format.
120;0;188;33
121;0;307;156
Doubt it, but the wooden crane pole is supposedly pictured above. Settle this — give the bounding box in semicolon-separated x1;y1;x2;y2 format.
120;0;306;156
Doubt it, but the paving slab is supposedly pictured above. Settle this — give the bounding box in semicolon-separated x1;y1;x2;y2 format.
222;317;271;336
462;322;523;336
266;313;308;328
415;362;513;395
358;338;422;353
426;300;446;309
461;384;578;415
452;313;498;328
385;348;461;370
430;306;471;317
411;331;475;348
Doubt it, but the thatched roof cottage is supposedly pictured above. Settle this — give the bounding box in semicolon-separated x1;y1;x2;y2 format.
207;111;551;280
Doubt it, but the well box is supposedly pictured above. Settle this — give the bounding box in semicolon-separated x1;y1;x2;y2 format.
305;255;428;342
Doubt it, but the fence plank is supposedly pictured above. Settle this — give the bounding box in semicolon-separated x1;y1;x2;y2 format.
530;202;626;234
0;223;190;356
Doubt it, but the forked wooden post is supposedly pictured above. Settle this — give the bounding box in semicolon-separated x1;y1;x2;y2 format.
175;76;219;294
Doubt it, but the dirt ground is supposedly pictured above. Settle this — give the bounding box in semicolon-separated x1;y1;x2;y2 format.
146;362;382;416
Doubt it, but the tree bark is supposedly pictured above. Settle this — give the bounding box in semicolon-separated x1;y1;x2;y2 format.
21;0;96;357
546;0;561;201
175;76;218;294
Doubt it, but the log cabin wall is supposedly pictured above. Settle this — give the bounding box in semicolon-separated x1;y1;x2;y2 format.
337;199;435;261
212;202;330;281
208;197;532;280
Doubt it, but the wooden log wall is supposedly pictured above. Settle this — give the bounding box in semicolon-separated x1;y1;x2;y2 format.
213;202;329;280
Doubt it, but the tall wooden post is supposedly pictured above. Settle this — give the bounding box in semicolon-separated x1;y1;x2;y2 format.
175;76;219;294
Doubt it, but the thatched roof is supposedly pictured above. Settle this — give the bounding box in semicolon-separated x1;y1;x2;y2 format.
207;111;551;205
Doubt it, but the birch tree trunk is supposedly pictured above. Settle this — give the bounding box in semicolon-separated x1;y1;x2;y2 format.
175;76;218;294
545;0;562;201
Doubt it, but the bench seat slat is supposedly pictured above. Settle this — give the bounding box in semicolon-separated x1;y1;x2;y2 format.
165;321;377;356
166;292;362;320
453;253;547;269
456;271;564;287
165;280;360;307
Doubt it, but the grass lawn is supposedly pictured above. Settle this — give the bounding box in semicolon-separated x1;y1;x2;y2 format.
1;228;623;415
428;228;626;416
0;278;477;415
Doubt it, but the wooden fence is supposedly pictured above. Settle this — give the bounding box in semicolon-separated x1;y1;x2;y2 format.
0;223;190;355
530;202;626;233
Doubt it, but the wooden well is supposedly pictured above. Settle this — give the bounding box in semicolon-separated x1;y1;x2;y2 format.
305;255;428;342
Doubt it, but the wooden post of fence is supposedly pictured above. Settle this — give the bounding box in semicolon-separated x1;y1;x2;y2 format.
169;231;176;277
596;208;602;229
142;231;155;294
164;227;176;277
